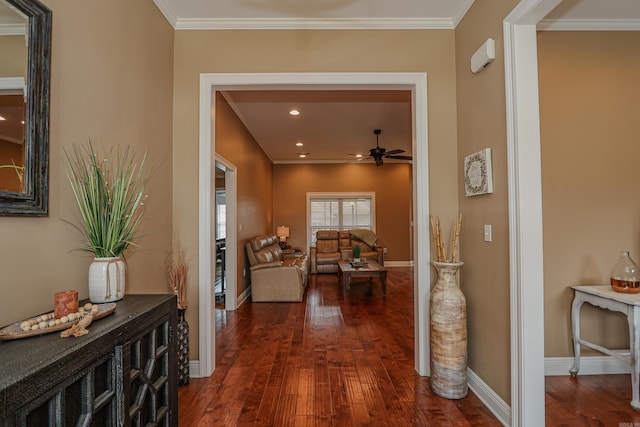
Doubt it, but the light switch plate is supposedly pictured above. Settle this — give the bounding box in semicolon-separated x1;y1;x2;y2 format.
484;224;492;242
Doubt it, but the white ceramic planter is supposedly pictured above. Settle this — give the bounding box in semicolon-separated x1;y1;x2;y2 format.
89;257;125;303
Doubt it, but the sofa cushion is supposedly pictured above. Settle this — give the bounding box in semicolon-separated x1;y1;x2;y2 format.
250;235;269;252
316;230;339;253
255;248;276;263
317;251;341;264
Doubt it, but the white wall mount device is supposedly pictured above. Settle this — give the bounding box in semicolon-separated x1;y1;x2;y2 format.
471;38;495;73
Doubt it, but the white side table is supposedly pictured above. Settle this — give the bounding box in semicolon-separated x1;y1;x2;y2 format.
570;285;640;410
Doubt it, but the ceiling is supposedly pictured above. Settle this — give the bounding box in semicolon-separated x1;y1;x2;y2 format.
221;90;413;164
152;0;639;165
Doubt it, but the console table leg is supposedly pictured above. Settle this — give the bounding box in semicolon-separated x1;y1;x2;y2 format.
629;307;640;410
570;297;584;377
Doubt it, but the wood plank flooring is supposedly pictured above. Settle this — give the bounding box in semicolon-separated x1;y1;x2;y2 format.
546;374;640;426
178;268;501;426
179;267;640;426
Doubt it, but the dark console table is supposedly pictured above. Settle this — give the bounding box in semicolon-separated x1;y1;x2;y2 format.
0;294;178;426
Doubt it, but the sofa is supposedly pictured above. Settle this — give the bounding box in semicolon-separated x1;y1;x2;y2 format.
310;229;384;274
245;234;309;302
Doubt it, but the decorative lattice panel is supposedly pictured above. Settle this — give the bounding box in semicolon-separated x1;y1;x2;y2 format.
128;320;171;427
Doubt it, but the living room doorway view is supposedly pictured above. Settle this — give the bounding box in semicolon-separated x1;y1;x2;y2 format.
199;73;430;380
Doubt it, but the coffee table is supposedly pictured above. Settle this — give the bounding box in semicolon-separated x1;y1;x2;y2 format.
337;259;387;297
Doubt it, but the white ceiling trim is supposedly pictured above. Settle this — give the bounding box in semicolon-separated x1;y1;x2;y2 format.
0;24;25;36
452;0;474;27
153;0;178;28
174;17;454;30
538;18;640;31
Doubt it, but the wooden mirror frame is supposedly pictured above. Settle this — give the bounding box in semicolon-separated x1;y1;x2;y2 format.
0;0;50;216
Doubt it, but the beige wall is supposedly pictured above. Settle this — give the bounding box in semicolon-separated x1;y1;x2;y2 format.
455;0;519;403
173;29;459;360
0;35;27;77
273;163;411;261
0;0;174;327
539;31;640;356
215;93;274;299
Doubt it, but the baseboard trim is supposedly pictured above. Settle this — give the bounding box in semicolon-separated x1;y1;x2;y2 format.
237;286;251;308
189;360;202;378
544;355;630;376
467;368;511;426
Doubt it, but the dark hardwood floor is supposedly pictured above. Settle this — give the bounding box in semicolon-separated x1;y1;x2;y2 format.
179;268;500;426
179;267;640;426
546;374;640;426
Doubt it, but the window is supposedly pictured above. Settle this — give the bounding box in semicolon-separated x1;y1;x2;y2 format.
307;192;375;247
215;190;226;240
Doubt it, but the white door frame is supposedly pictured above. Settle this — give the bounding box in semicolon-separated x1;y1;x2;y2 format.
504;0;563;425
198;72;431;378
215;155;238;311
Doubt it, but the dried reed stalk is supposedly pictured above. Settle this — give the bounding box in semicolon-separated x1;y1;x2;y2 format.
430;213;463;263
167;240;188;310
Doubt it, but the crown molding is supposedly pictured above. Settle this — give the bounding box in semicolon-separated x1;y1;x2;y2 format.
538;18;640;31
0;23;25;36
452;0;474;27
174;17;454;31
153;0;178;28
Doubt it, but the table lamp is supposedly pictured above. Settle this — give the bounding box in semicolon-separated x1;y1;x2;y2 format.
276;226;290;249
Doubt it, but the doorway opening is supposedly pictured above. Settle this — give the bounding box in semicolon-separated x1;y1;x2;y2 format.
198;73;430;380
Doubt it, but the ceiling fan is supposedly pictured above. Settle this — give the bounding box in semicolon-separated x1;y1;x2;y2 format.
353;129;412;166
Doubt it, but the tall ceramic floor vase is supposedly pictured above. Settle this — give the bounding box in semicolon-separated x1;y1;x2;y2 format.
430;261;468;399
88;257;126;303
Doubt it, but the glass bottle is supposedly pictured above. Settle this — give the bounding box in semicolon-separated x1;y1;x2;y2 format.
610;251;640;293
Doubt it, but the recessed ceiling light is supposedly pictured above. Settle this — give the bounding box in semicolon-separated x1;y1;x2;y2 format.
298;153;308;158
295;142;303;147
355;154;363;158
289;109;300;116
0;116;5;121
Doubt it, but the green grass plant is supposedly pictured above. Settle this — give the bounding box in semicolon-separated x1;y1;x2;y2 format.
64;141;149;258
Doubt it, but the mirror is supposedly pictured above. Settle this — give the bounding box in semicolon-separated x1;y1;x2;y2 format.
0;0;50;215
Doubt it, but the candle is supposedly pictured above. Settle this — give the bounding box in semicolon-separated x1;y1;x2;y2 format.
54;290;78;319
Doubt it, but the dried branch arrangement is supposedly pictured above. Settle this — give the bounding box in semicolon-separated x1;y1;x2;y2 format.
167;240;188;310
430;213;463;263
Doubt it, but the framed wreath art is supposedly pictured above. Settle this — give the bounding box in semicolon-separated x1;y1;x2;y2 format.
464;148;494;197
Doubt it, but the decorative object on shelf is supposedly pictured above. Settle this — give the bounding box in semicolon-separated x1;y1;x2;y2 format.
429;213;467;399
611;251;640;294
430;261;467;399
352;243;361;262
277;225;290;249
54;290;79;319
167;238;189;385
60;305;98;338
64;141;149;303
89;257;125;303
0;302;116;340
464;148;493;197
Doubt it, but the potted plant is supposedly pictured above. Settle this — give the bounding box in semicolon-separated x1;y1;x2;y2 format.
64;141;149;303
352;244;361;262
